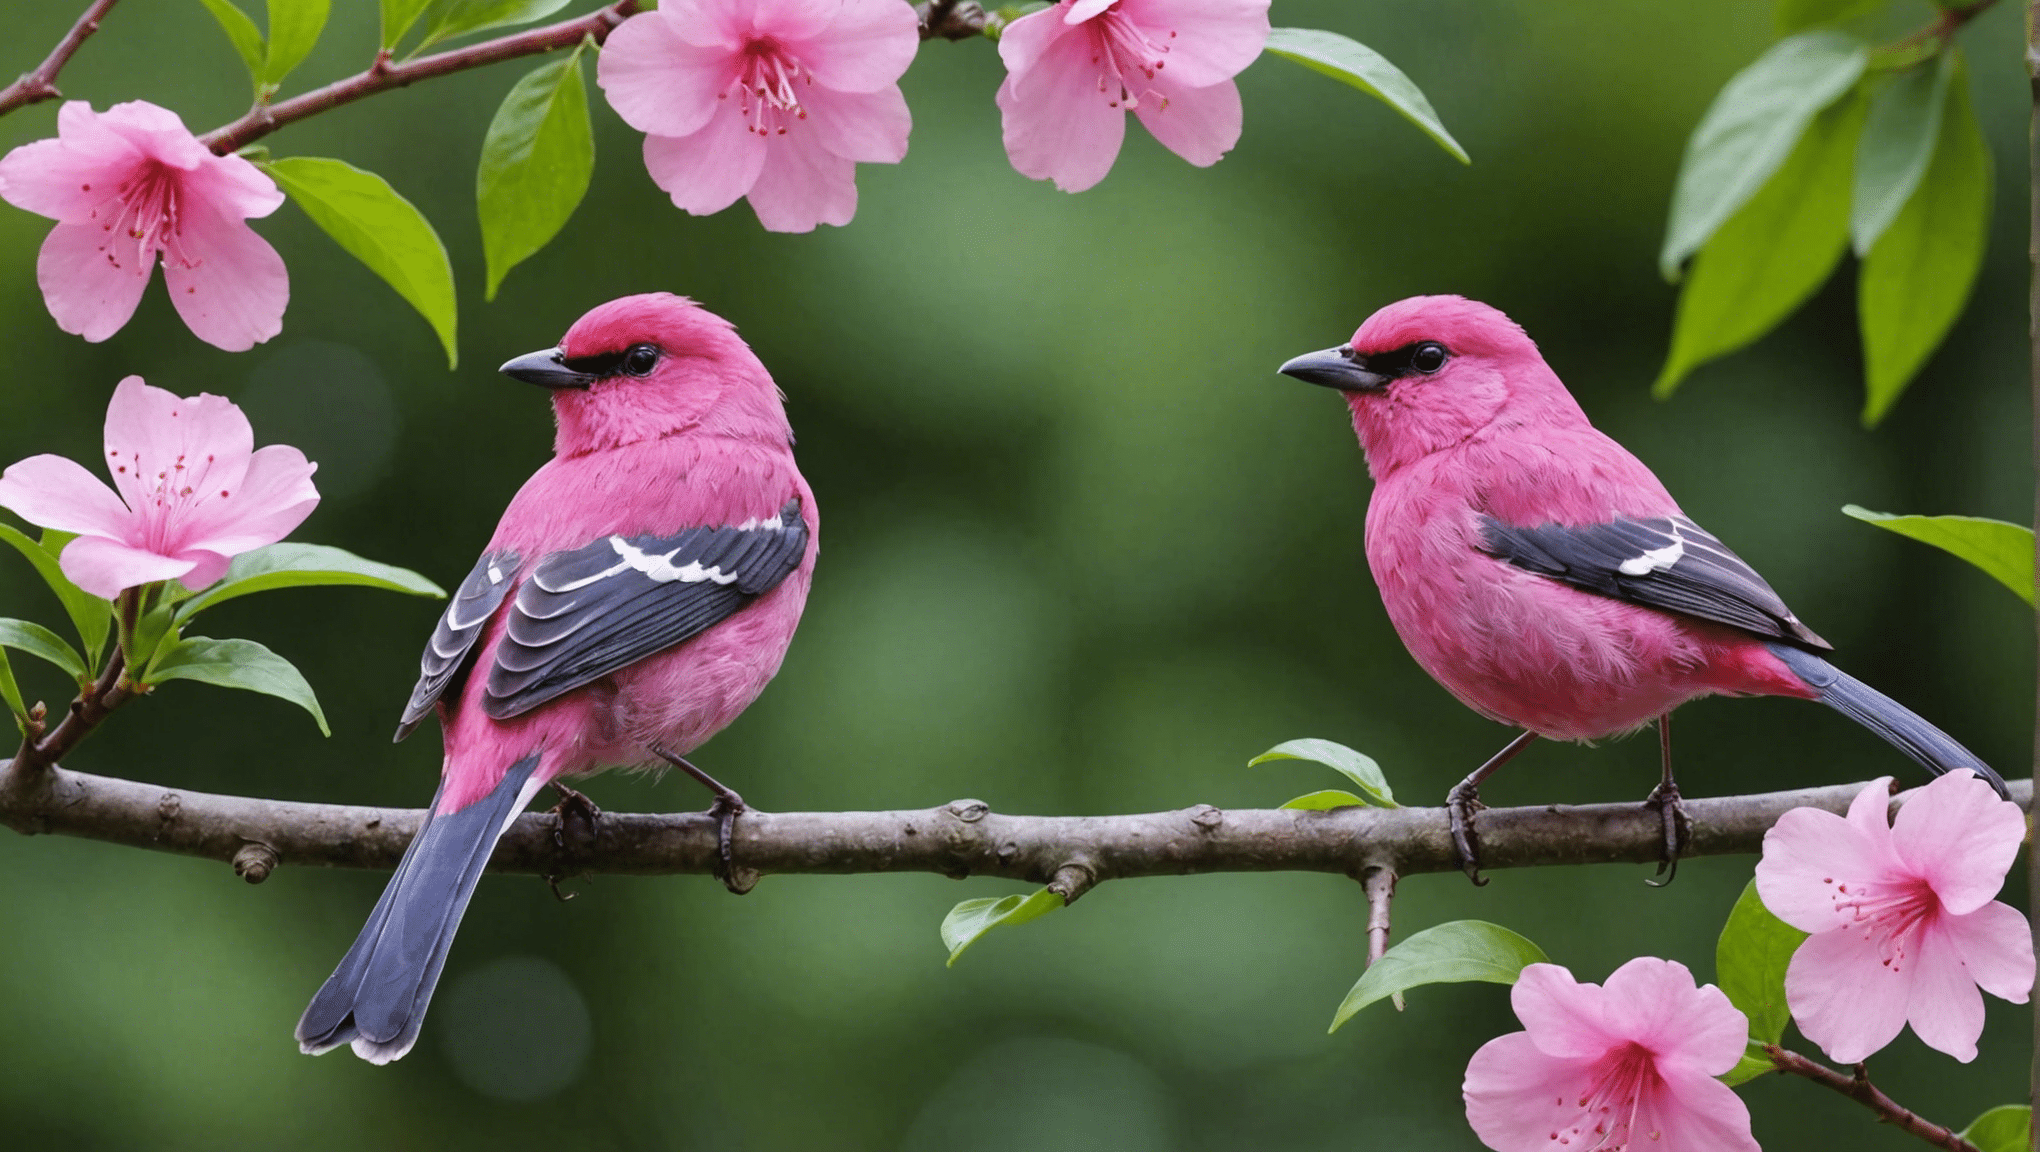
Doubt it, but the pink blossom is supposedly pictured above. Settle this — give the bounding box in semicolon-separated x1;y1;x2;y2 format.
1462;958;1758;1152
0;377;318;599
0;101;288;351
995;0;1270;193
1755;771;2032;1064
596;0;918;233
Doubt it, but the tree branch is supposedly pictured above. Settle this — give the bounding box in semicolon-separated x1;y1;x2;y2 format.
1762;1047;1981;1152
0;0;119;118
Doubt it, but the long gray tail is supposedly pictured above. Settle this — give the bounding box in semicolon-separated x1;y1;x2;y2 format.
1767;644;2009;799
296;754;542;1064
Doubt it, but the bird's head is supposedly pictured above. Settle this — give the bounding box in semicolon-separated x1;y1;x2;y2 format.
1278;295;1581;478
499;293;792;456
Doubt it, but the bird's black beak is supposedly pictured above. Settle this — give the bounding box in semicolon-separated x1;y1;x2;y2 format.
1278;346;1388;392
499;347;595;390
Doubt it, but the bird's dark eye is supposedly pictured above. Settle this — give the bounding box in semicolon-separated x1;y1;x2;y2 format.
1411;342;1448;373
622;344;660;376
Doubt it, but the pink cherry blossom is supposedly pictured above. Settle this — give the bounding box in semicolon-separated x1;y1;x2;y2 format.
1755;771;2032;1064
1462;958;1758;1152
0;377;318;599
596;0;918;233
996;0;1270;193
0;101;288;351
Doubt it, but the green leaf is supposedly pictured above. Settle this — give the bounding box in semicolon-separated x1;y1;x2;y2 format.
258;157;459;368
1721;1041;1779;1088
1262;28;1468;164
0;526;112;671
1280;789;1368;811
145;636;329;736
1776;0;1884;33
197;0;267;89
175;543;446;622
1653;91;1862;398
1249;738;1396;807
1659;31;1867;280
941;888;1064;966
0;646;26;735
261;0;329;90
1959;1105;2033;1152
1858;52;1989;426
1714;879;1808;1046
1842;505;2034;605
1330;920;1547;1031
1851;53;1951;256
380;0;434;48
0;619;89;684
478;44;594;300
416;0;571;49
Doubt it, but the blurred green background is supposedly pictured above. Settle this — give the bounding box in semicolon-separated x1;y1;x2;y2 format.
0;1;2031;1148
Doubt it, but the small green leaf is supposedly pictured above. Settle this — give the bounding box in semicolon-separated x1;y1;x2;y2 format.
197;0;267;89
1330;920;1547;1031
0;646;25;734
1721;1041;1779;1088
0;526;112;670
1959;1105;2032;1152
1851;53;1951;256
1715;880;1808;1046
1262;28;1468;164
1249;738;1396;807
941;888;1063;966
380;0;434;48
261;0;330;90
1858;52;1989;426
1843;506;2034;605
258;157;459;368
1659;31;1867;280
1280;789;1368;811
176;543;446;622
1776;0;1884;33
146;636;329;735
478;44;594;300
1653;91;1862;398
0;619;89;684
416;0;572;49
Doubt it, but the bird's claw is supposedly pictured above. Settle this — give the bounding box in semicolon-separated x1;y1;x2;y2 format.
549;781;602;855
706;789;756;896
1446;782;1489;887
1643;778;1692;887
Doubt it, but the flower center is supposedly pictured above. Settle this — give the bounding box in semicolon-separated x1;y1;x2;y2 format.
1085;6;1176;111
107;435;228;559
1827;873;1938;972
728;39;808;136
1546;1043;1662;1151
103;162;195;273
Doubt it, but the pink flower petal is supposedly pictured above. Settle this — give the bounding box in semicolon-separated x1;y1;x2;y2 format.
597;11;741;138
0;132;136;223
0;454;132;538
1065;0;1115;23
1755;803;1887;934
161;198;287;352
746;127;857;231
1904;920;1988;1062
35;217;154;343
1462;1032;1601;1152
642;110;769;217
1121;0;1270;88
178;443;318;558
1939;900;2035;1004
103;377;254;523
58;533;196;599
1891;770;2025;915
997;34;1128;193
1785;926;1912;1064
1651;1065;1761;1152
996;5;1079;78
786;0;918;93
1133;75;1242;167
174;547;233;592
98;101;212;170
1842;773;1900;857
805;84;910;163
175;149;285;221
1509;962;1615;1059
1600;958;1745;1076
657;0;749;49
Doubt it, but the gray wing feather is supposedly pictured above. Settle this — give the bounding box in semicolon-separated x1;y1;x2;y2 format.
394;548;522;741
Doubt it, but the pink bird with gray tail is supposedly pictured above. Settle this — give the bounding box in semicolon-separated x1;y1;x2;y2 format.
1277;295;2005;884
298;293;818;1063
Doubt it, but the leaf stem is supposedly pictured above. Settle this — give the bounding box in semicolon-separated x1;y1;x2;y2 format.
0;0;120;118
1761;1046;1980;1152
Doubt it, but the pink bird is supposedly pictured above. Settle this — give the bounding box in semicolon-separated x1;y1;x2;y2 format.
1278;295;2004;883
297;293;816;1062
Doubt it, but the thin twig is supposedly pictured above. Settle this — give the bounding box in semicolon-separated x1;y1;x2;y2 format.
5;647;125;784
1762;1047;1981;1152
0;0;120;117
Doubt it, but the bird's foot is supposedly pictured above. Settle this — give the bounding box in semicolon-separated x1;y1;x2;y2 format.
1642;778;1692;887
650;745;757;895
550;781;602;854
1446;781;1489;887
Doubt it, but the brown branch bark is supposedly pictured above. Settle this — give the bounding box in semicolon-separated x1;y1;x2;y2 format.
1762;1047;1981;1152
0;0;119;117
